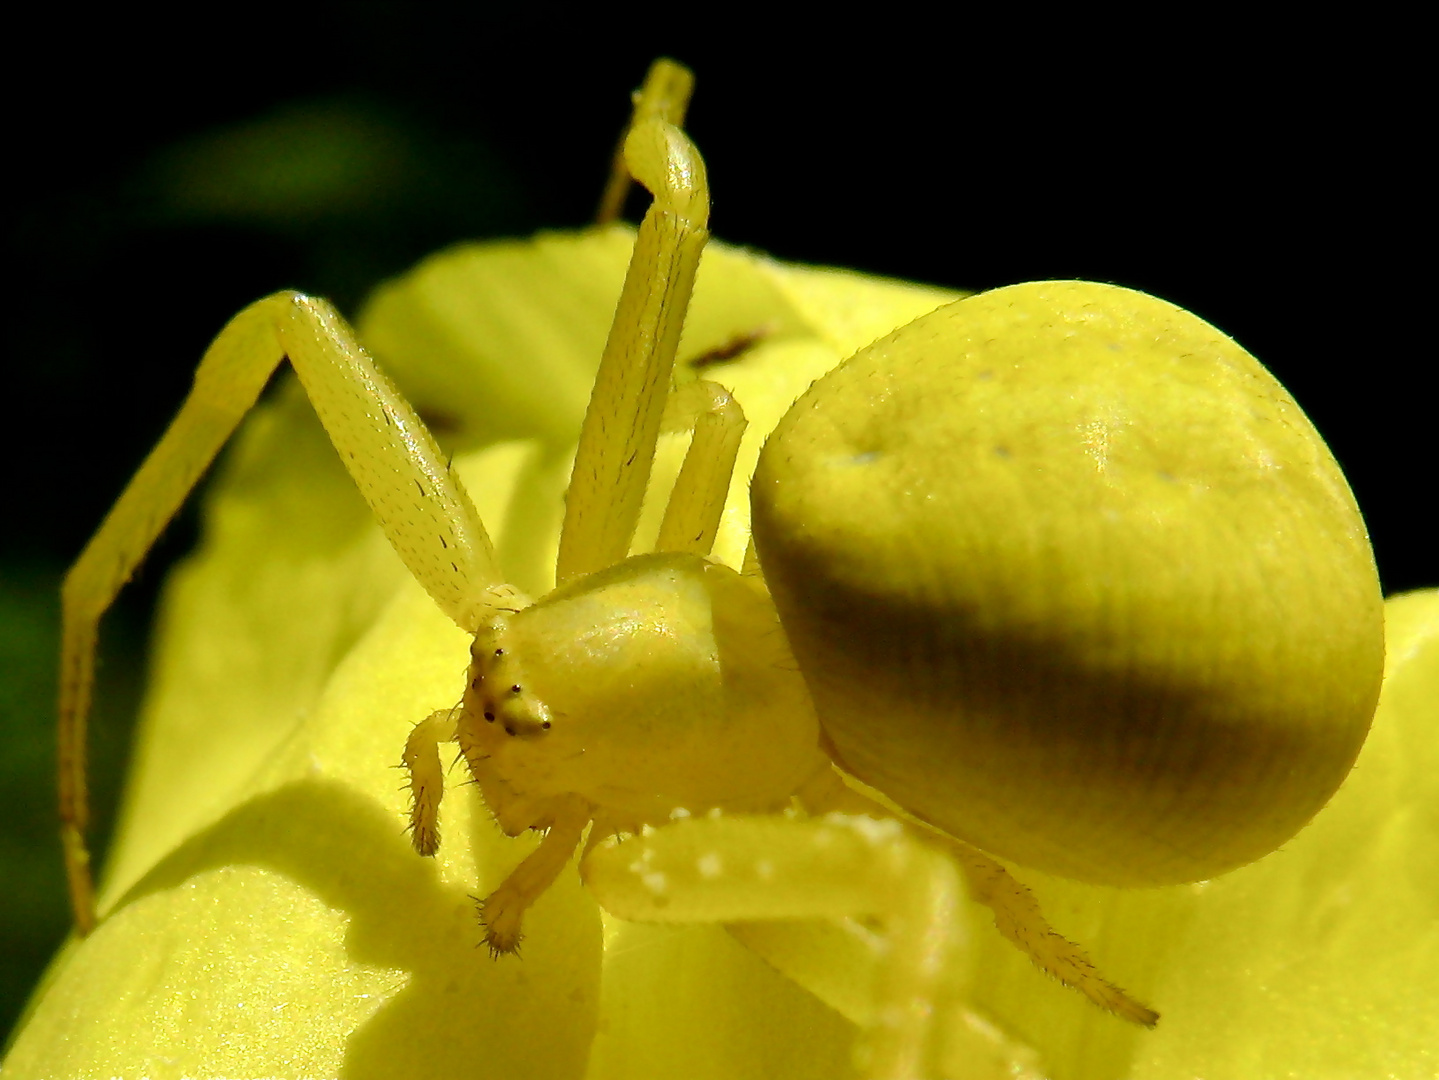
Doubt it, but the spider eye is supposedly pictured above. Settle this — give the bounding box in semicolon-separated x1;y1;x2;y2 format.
541;721;551;730
510;684;522;694
484;711;495;722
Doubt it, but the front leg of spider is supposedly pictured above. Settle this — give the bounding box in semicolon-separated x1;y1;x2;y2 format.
405;603;595;955
475;797;591;955
60;283;506;935
461;620;594;955
403;64;715;954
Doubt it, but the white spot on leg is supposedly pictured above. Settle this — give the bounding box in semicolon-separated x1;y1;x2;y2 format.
627;847;657;875
839;814;904;845
697;852;723;879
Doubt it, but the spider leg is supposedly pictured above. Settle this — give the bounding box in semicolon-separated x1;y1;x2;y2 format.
60;291;500;933
798;767;1159;1026
556;112;711;583
654;380;747;558
582;813;964;1080
595;59;694;226
940;835;1159;1027
402;708;460;856
480;794;592;954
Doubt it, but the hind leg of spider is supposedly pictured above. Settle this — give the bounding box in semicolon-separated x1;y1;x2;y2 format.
799;768;1159;1026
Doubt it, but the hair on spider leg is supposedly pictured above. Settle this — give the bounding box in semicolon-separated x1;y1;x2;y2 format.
486;933;522;961
474;895;525;959
474;798;517;838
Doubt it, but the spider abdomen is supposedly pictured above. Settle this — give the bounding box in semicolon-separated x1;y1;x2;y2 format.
750;280;1384;886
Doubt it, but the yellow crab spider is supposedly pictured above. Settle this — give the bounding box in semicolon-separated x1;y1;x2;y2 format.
57;58;1385;1074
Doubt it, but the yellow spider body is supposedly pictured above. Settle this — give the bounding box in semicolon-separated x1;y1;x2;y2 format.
755;280;1383;886
22;60;1425;1080
456;553;824;833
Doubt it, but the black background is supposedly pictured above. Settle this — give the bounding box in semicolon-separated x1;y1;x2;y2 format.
2;7;1425;1048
